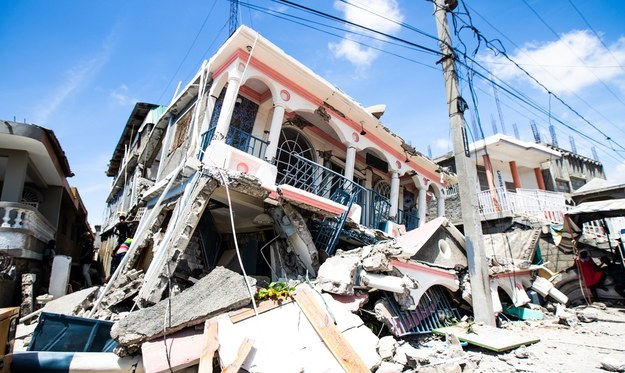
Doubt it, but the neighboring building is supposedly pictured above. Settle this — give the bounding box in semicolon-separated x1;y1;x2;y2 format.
100;26;453;305
0;120;90;304
543;144;606;194
434;134;605;227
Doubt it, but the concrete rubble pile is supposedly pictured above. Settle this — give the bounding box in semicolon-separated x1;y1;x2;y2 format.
9;197;589;373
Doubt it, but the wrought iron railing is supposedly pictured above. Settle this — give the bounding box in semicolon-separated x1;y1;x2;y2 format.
397;208;419;231
276;153;364;201
359;188;391;229
276;153;364;254
199;126;268;160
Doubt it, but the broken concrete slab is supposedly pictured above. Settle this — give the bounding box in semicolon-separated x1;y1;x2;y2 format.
393;216;467;269
111;266;253;350
41;286;99;316
315;254;360;295
433;324;540;352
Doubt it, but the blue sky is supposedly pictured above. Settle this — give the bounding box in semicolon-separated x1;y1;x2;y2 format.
2;0;625;227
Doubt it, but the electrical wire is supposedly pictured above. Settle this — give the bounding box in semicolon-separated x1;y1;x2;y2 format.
520;0;625;110
463;3;625;141
155;0;220;104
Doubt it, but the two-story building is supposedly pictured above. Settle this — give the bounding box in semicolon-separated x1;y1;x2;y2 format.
0;120;90;305
100;25;454;306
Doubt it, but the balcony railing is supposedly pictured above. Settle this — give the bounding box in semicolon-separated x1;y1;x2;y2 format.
0;202;55;243
476;187;569;223
397;208;419;231
199;126;268;160
358;188;391;230
276;153;364;254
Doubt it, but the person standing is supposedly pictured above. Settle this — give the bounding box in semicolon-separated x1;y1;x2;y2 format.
80;232;95;287
113;215;131;249
110;237;132;274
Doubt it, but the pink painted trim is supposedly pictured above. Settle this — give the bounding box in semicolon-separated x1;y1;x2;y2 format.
278;184;347;215
390;260;457;280
212;48;442;184
239;85;263;102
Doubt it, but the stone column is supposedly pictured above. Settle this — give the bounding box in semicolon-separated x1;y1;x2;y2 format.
20;273;36;318
417;187;427;227
1;150;28;202
535;167;546;190
437;189;446;217
213;75;241;141
509;161;521;189
483;154;500;211
344;144;357;182
389;171;400;220
264;104;286;162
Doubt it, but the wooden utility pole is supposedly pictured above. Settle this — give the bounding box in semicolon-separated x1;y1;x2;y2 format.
432;0;495;326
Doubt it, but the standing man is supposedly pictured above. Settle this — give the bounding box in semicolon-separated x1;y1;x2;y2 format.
113;215;131;250
80;232;95;288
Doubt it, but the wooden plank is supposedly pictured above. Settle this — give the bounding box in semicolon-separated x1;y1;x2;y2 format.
433;324;540;352
229;298;293;323
294;287;370;373
198;320;219;373
221;337;254;373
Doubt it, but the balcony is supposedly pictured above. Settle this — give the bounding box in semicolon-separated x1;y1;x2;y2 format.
476;187;569;224
199;126;269;160
0;202;56;257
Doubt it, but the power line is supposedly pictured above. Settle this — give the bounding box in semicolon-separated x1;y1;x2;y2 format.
463;3;625;140
567;0;625;76
155;0;220;104
520;0;625;110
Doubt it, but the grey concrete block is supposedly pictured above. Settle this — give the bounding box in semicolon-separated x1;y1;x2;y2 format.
111;266;253;349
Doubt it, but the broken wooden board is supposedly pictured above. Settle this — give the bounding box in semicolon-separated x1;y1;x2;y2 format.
433;324;540;352
229;298;293;324
198;320;219;373
295;287;370;373
222;337;254;373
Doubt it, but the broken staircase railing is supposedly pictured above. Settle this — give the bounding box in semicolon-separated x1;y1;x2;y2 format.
276;153;364;255
199;126;269;160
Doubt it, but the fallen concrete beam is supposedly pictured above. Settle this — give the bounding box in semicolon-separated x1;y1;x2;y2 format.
111;266;253;351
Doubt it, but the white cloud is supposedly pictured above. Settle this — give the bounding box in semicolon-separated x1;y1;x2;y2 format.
110;84;138;106
608;161;625;184
481;30;625;95
329;0;404;68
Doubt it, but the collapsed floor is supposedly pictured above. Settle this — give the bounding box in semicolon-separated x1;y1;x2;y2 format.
7;168;625;372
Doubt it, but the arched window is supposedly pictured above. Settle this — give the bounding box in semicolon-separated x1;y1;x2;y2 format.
21;187;42;209
275;127;316;189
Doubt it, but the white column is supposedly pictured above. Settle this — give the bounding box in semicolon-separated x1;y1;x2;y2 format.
264;103;286;162
389;171;400;220
437;191;446;217
214;76;241;141
344;144;357;181
417;187;427;227
1;150;28;203
364;168;373;226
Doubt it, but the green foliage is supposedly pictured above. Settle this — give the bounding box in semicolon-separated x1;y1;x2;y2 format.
254;281;295;302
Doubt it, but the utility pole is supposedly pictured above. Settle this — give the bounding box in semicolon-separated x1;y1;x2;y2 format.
432;0;495;326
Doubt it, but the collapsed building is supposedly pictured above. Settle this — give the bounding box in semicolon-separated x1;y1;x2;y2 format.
97;25;454;309
5;26;591;372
